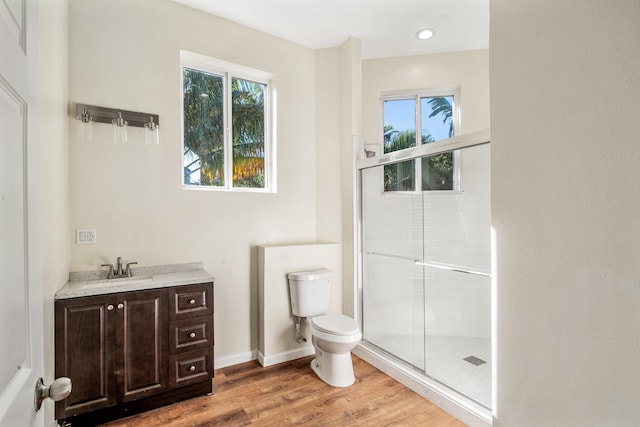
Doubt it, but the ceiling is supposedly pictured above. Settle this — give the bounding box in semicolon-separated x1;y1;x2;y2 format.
172;0;489;59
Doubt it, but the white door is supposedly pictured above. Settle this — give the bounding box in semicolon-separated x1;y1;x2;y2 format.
0;0;44;425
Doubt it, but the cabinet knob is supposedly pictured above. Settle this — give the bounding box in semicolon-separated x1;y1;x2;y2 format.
188;365;196;372
117;303;124;309
107;305;114;311
189;299;196;305
189;332;196;338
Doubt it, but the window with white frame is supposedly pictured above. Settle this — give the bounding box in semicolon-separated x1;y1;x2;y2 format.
382;88;460;192
181;51;274;192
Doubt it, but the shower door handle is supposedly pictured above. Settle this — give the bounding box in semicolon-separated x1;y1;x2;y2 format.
415;261;491;277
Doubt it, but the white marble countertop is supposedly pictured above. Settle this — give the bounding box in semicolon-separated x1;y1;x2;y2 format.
55;262;214;300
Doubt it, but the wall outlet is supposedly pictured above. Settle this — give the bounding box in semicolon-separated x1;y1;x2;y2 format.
76;228;96;245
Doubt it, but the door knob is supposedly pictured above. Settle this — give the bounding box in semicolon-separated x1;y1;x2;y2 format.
34;377;72;411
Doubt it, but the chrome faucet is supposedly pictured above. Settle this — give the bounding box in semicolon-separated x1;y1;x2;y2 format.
115;256;124;276
101;257;138;279
124;260;138;277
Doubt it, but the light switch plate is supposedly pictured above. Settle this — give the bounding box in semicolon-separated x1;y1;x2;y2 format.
76;228;96;245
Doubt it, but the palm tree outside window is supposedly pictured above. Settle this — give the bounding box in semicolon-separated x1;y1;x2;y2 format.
382;89;459;192
181;51;274;192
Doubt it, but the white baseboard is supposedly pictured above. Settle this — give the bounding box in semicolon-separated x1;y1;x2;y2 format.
214;350;258;370
258;347;316;367
353;344;492;427
215;346;316;370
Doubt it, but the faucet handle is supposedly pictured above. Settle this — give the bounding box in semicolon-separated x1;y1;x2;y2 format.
101;264;114;279
125;262;138;277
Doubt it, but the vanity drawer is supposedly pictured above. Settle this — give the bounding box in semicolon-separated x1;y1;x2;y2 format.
169;348;213;387
170;282;213;320
169;315;214;354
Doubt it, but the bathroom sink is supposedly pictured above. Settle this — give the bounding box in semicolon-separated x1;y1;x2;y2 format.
79;276;154;288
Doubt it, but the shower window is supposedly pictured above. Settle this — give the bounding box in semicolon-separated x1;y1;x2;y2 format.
382;88;460;192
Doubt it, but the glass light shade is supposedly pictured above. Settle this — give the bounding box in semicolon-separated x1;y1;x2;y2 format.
112;113;128;143
145;126;159;146
144;117;159;146
76;119;94;141
112;122;128;143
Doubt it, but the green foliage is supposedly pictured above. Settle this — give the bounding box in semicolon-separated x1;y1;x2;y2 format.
422;152;453;190
384;129;415;153
427;97;454;138
384;160;415;191
231;78;265;188
424;97;454;189
183;69;266;188
234;172;265;188
183;68;224;186
384;129;417;191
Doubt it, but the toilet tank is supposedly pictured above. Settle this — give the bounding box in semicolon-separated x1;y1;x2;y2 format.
287;268;332;317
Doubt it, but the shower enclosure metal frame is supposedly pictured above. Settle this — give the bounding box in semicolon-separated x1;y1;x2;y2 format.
354;129;492;426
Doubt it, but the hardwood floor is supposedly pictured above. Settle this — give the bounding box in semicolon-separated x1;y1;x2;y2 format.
100;356;466;426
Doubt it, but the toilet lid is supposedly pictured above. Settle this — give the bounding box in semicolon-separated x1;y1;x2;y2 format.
311;314;359;336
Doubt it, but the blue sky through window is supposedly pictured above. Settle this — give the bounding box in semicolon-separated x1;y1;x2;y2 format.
384;96;453;145
384;99;415;134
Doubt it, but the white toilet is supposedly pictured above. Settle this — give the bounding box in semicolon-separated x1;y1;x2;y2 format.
288;269;362;387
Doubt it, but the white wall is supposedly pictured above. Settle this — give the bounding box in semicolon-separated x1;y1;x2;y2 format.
39;0;70;424
315;48;343;243
491;0;640;425
67;0;321;363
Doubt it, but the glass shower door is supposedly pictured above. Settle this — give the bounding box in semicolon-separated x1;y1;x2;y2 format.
420;144;491;408
361;166;425;370
360;139;491;409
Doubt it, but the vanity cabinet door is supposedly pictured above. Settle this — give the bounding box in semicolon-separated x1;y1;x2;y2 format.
55;295;116;419
55;289;169;419
116;289;168;402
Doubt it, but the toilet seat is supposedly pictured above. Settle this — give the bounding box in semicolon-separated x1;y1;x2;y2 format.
311;314;359;336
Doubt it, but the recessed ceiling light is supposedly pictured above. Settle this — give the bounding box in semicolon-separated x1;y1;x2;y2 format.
416;28;435;40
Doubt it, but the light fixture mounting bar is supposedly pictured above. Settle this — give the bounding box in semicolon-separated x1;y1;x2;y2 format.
75;103;159;128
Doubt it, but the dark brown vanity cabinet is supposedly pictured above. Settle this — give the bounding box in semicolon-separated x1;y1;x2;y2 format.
168;283;215;388
55;282;213;426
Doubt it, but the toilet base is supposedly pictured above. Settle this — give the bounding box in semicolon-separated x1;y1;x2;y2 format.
310;350;356;387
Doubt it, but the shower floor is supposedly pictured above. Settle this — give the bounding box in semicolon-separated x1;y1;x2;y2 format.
366;334;491;408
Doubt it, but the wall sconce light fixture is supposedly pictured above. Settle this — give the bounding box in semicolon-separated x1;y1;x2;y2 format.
112;112;128;143
76;107;94;140
75;103;160;145
144;116;159;146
